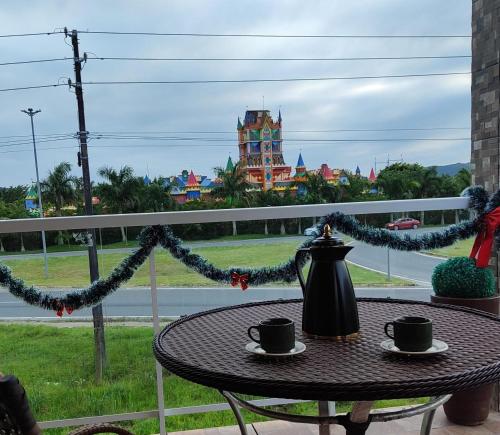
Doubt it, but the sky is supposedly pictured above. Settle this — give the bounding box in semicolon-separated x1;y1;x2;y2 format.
0;1;472;187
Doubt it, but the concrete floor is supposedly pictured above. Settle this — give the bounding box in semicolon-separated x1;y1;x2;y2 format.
169;407;500;434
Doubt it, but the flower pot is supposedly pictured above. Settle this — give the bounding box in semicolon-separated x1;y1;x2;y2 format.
431;294;500;425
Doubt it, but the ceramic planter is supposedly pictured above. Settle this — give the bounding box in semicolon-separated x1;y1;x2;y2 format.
431;294;500;425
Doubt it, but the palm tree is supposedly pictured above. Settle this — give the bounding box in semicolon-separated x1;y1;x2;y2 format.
97;166;141;242
42;162;77;245
140;178;173;212
297;172;340;204
211;162;251;235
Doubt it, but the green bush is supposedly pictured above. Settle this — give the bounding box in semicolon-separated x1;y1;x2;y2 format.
432;256;496;298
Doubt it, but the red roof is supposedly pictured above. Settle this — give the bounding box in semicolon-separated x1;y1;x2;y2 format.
368;168;377;182
187;170;198;186
320;163;333;180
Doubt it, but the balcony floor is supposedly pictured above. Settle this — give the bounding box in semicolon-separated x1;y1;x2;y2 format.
170;407;500;434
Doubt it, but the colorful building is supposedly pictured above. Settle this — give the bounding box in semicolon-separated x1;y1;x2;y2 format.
165;109;359;204
24;184;38;210
237;110;292;191
168;169;221;204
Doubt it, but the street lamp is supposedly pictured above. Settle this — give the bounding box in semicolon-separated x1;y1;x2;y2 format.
21;108;48;278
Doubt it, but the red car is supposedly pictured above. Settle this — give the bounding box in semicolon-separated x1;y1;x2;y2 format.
385;217;420;230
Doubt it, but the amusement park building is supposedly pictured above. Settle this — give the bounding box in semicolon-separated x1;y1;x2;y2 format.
165;110;357;204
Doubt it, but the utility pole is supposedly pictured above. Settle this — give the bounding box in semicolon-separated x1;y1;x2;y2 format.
69;28;106;381
21;108;48;278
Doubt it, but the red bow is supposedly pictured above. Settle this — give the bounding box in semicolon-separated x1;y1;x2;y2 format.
231;272;249;290
55;302;74;317
470;207;500;268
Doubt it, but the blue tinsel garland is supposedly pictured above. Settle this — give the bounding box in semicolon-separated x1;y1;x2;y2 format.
0;185;490;312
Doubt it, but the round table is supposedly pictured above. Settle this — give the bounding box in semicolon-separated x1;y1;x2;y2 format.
154;298;500;435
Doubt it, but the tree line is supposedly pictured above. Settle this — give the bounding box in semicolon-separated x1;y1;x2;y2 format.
0;161;471;250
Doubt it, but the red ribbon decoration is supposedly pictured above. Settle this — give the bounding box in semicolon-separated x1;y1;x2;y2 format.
231;272;249;290
55;301;74;317
469;207;500;268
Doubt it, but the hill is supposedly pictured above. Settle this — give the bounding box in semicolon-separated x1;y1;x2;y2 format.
430;162;470;176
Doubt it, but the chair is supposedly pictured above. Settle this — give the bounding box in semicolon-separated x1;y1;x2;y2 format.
0;375;134;435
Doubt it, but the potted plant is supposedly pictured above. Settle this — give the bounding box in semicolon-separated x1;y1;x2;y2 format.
431;256;500;426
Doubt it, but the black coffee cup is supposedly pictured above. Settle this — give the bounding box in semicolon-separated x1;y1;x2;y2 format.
247;317;295;353
384;316;433;352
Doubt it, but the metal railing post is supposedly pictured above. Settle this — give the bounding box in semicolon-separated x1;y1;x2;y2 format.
149;250;167;435
387;247;391;281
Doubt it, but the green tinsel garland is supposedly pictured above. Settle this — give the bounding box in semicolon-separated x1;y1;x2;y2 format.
0;185;494;313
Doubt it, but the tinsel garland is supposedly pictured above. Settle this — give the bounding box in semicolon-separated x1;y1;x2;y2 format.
0;185;494;313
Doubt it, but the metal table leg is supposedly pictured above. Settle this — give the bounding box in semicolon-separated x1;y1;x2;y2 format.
342;401;374;435
318;401;336;435
220;391;449;435
220;390;248;435
420;408;437;435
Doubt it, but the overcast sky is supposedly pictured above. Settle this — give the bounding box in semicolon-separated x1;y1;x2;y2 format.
0;1;472;187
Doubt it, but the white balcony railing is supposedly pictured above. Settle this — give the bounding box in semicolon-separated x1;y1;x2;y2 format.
0;197;471;434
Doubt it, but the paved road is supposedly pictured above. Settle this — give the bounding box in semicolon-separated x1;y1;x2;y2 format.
346;245;443;286
0;286;433;319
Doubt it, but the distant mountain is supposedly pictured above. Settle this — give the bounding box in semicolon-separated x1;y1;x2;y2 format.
430;162;470;176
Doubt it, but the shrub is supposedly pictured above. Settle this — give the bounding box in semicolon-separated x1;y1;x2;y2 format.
432;256;496;298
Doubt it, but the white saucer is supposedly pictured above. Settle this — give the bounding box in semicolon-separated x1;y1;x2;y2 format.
380;338;448;356
245;341;306;357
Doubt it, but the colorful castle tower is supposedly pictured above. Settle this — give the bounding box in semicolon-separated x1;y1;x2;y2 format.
185;170;201;200
237;110;291;190
294;153;307;196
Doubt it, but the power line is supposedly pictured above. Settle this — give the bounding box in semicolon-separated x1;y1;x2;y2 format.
89;134;470;142
0;145;76;154
0;137;469;153
89;55;472;62
0;31;63;38
0;133;75;141
77;30;472;38
0;127;469;142
0;71;471;93
0;136;75;148
91;127;470;135
85;138;469;148
0;55;471;68
0;83;65;92
80;71;471;86
0;57;71;66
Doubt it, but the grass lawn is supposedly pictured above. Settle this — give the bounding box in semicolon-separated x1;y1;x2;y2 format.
0;324;425;434
0;233;301;256
2;241;410;288
426;238;473;258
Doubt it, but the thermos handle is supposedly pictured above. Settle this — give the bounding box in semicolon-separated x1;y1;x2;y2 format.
295;248;309;297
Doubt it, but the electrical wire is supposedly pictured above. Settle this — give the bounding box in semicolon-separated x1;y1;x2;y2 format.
0;83;65;92
90;127;470;135
0;127;469;142
0;145;76;154
88;55;472;62
80;72;471;86
0;31;64;38
89;134;470;143
77;30;472;38
0;71;471;93
0;57;71;66
0;136;75;148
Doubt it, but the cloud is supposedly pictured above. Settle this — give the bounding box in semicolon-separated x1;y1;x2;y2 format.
0;0;472;185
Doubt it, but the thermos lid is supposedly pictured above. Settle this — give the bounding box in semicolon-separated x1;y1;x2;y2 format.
311;224;344;247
